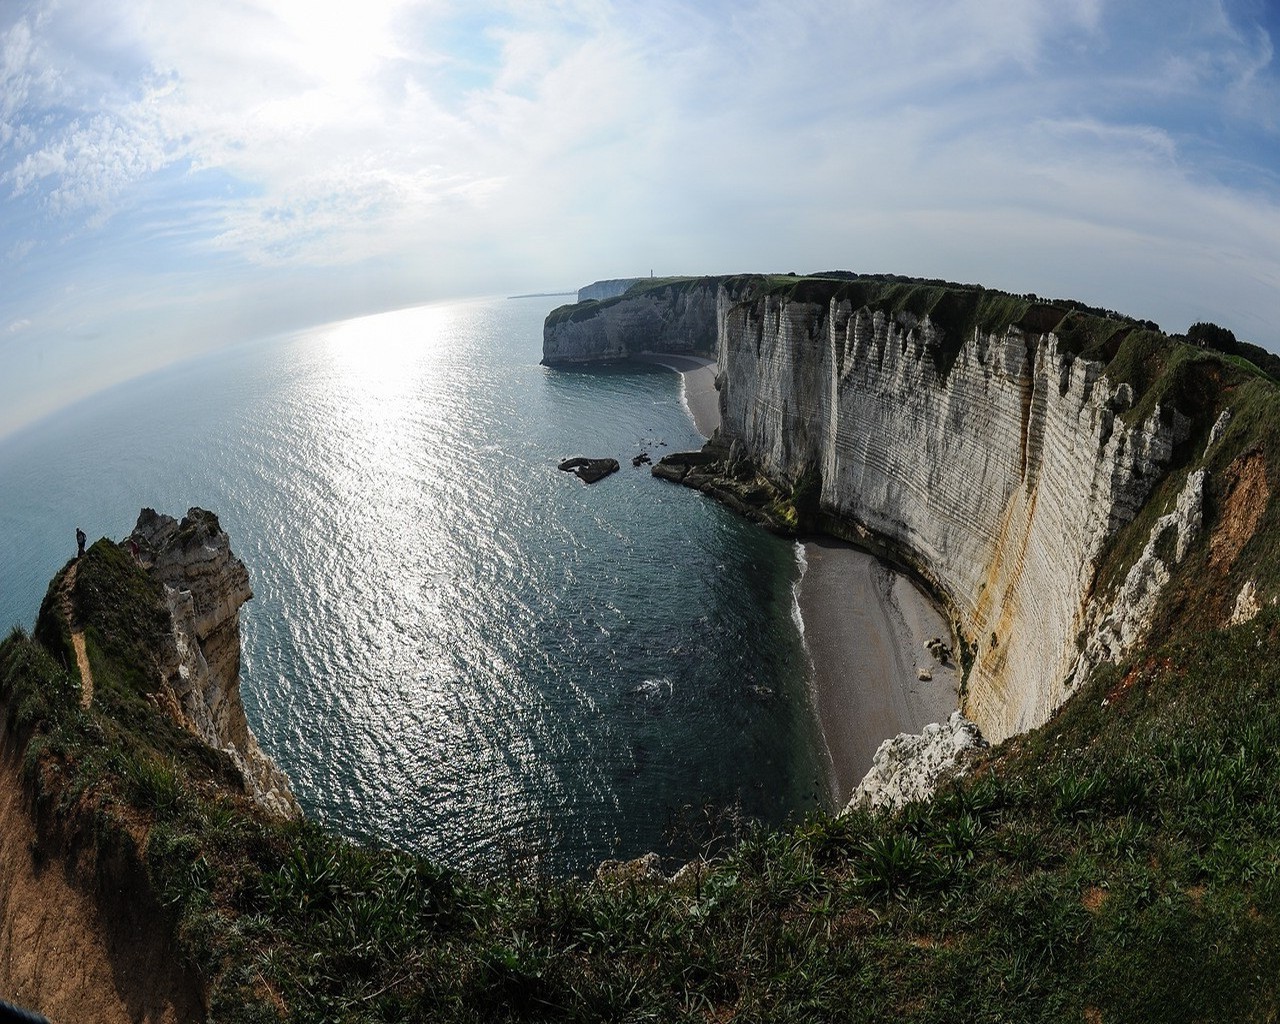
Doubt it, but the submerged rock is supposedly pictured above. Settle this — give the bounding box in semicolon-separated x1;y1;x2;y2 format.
558;456;620;483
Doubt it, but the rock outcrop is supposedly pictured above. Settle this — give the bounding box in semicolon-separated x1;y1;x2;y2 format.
1075;468;1205;675
558;456;620;483
847;711;985;812
131;508;299;819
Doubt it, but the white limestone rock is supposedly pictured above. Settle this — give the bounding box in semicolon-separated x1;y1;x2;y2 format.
718;294;1187;741
1229;580;1262;626
132;508;300;819
1207;408;1233;449
1075;468;1205;675
845;711;985;812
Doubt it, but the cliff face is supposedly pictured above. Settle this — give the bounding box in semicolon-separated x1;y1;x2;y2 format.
0;727;205;1023
719;298;1186;741
545;279;1218;744
543;278;738;364
132;508;299;818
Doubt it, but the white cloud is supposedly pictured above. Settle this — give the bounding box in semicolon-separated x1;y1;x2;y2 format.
5;237;33;262
2;0;1280;440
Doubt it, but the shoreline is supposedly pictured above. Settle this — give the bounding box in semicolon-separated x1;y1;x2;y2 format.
796;537;960;807
631;353;720;439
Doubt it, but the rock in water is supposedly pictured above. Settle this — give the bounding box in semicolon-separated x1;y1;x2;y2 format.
558;456;620;483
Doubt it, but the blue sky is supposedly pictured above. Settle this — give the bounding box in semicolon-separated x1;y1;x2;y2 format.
2;0;1279;438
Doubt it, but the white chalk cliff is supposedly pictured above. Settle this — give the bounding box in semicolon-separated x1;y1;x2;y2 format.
132;508;300;818
547;279;1198;745
719;294;1188;742
543;278;744;364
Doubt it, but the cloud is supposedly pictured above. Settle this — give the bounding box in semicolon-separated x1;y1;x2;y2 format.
5;237;33;262
2;0;1280;440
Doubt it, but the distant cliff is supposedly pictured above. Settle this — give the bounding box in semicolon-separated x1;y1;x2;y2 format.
543;277;751;364
545;275;1268;744
578;277;643;302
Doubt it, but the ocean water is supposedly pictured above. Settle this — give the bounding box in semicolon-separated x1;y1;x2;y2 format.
0;296;827;875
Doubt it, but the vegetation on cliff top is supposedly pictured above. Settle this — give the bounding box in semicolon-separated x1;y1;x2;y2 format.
6;579;1280;1020
546;271;1271;393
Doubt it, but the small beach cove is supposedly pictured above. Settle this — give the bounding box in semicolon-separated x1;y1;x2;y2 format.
797;539;959;804
650;351;961;806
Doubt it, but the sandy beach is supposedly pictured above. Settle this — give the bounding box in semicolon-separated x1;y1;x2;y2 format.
798;538;959;806
632;353;721;438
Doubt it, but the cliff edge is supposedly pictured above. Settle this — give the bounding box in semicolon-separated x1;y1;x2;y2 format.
129;508;299;818
546;275;1276;749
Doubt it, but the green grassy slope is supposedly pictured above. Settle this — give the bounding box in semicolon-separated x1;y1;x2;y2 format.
7;581;1280;1021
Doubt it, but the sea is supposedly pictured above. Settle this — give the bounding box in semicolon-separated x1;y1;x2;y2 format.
0;295;828;876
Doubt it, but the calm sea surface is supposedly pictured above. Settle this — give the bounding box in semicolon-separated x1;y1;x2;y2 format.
0;296;827;875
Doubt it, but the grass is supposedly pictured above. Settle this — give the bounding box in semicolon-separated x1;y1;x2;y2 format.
7;592;1280;1020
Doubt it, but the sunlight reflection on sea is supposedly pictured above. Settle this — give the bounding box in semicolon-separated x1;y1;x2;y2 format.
0;296;826;875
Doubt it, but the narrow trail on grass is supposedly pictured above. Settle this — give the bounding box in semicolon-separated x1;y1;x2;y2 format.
58;561;94;708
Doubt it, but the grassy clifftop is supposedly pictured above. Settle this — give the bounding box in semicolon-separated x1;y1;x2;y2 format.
6;544;1280;1020
548;270;1275;391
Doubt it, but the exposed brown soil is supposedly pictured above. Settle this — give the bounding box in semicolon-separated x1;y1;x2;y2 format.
1208;448;1269;573
1082;886;1109;913
0;734;205;1023
56;562;94;708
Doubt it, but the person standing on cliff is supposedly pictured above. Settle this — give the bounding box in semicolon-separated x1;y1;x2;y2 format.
76;527;86;559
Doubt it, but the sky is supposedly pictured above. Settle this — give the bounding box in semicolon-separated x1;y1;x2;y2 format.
2;0;1279;438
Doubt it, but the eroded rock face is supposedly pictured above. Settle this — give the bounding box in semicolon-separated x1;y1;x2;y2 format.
718;299;1187;742
1075;468;1205;675
542;279;737;364
131;508;300;819
847;712;985;812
